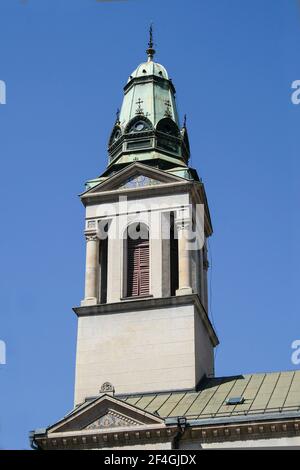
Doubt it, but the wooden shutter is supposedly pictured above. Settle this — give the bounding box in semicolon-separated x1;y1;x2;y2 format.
127;237;150;297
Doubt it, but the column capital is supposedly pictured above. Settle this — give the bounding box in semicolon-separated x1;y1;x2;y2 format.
174;218;192;231
84;233;98;242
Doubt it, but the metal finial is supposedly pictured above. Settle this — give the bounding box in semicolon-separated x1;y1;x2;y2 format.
149;23;154;49
183;114;187;128
116;108;120;124
146;23;156;61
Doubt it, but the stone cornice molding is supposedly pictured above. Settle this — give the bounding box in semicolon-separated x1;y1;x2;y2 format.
186;416;300;445
73;294;219;347
81;180;193;206
33;415;300;449
34;424;177;450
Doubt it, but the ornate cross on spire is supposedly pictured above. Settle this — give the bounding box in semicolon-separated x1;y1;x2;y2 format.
135;98;144;115
164;99;172;118
146;23;156;62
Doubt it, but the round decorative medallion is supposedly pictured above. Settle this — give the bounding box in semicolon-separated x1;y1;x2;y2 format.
134;121;145;132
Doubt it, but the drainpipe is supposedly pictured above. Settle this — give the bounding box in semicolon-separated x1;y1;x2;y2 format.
29;429;47;450
29;431;39;450
173;417;187;449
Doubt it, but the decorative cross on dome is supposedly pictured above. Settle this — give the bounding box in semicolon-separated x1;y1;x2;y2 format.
135;98;144;115
164;99;172;118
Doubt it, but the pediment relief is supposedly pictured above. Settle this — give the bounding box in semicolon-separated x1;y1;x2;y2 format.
84;409;143;430
118;174;162;190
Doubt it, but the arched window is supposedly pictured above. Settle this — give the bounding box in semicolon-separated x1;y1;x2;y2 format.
125;116;153;134
156;118;180;137
126;223;150;297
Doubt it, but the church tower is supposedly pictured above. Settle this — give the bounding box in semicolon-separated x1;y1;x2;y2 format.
73;29;218;406
31;31;300;451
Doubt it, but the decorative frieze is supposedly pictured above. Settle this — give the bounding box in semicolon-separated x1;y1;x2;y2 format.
85;409;141;430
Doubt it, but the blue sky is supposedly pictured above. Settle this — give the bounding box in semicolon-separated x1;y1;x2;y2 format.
0;0;299;449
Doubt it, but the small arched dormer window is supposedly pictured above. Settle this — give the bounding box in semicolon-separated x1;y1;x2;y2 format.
126;223;150;297
125;116;153;134
108;125;122;147
156;118;180;137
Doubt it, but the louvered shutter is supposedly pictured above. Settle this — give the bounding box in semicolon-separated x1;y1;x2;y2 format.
127;237;150;297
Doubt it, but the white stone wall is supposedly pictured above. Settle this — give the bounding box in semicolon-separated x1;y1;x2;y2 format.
75;304;196;404
75;302;214;405
194;309;215;383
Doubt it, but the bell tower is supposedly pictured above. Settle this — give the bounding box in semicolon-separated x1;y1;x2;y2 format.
73;29;219;406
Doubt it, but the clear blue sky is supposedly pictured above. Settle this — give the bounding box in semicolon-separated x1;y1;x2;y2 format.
0;0;299;449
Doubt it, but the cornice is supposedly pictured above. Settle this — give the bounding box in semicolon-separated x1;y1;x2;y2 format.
186;416;300;445
123;74;176;95
33;415;300;449
80;180;193;206
34;424;177;450
73;294;219;347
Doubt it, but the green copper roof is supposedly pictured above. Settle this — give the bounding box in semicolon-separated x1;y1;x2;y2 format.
117;370;300;420
127;60;169;82
40;370;300;436
120;25;176;127
119;60;179;128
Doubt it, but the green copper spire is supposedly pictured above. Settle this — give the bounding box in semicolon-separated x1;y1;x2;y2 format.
103;29;191;176
83;32;198;189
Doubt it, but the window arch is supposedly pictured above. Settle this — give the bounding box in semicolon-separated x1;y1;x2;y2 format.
156;118;180;137
125;116;153;134
108;124;123;147
126;223;150;297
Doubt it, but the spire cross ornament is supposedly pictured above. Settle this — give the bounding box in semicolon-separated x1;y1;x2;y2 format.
116;108;120;124
164;99;172;118
135;98;144;115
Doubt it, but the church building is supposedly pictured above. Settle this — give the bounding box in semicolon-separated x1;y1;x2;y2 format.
31;31;300;450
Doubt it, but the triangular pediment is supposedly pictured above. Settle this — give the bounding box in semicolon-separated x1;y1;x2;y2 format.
81;162;188;197
48;394;163;434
